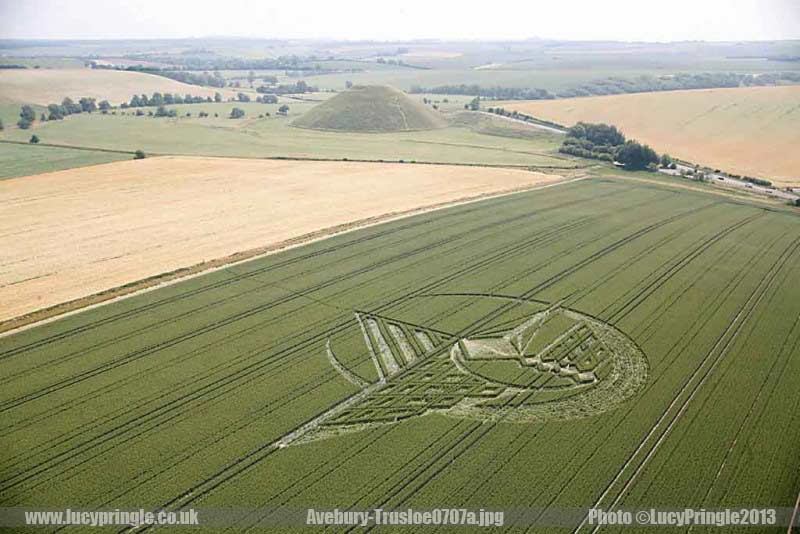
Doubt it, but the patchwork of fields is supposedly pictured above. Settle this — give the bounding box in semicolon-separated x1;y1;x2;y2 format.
0;156;562;323
2;179;798;529
0;69;235;106
499;86;800;186
0;102;569;172
0;142;128;180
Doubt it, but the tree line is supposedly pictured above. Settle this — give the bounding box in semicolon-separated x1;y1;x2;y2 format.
13;89;286;129
16;97;111;129
559;71;800;97
409;71;800;100
121;92;222;108
410;85;555;100
94;54;319;72
487;107;565;130
256;80;317;96
559;122;665;171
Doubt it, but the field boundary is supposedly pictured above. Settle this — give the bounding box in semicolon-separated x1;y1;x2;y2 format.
0;139;137;155
0;175;584;338
603;173;800;213
0;139;583;180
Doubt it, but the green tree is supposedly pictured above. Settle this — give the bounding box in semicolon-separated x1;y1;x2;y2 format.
568;122;625;146
616;140;659;171
134;149;146;159
47;104;66;120
29;134;40;144
214;92;223;103
61;97;81;114
20;105;36;122
98;100;111;111
237;92;251;102
17;118;32;129
79;97;97;113
278;104;289;114
660;153;673;167
230;107;245;119
0;118;3;131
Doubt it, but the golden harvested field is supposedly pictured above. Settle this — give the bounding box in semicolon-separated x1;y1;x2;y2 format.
499;86;800;186
0;69;234;105
0;156;562;323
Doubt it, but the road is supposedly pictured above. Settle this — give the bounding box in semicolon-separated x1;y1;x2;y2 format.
478;110;798;204
477;111;566;134
659;163;799;203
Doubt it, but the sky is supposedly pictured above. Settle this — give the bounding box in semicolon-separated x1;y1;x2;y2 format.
0;0;798;42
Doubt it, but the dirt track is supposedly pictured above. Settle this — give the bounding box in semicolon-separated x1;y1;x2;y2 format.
0;156;563;323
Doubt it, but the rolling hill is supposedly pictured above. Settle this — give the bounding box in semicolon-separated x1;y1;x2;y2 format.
292;85;447;132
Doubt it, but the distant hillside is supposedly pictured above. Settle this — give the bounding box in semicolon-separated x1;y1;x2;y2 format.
292;85;447;132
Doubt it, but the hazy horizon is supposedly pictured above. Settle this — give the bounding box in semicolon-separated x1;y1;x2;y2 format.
1;0;799;43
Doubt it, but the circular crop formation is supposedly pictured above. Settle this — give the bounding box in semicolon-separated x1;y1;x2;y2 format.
308;294;650;445
449;302;649;423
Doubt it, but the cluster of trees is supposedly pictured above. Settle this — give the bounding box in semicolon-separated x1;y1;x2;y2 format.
154;106;178;118
47;97;109;120
559;122;660;170
17;105;36;129
615;141;661;170
156;70;226;88
17;97;110;128
230;105;285;119
256;80;316;95
123;107;221;118
376;57;407;66
121;92;222;108
410;85;555;100
464;97;480;111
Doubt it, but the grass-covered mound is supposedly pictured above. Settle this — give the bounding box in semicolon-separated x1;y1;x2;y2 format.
292;85;447;132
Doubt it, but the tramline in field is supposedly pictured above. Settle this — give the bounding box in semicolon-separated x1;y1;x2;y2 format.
2;178;798;530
